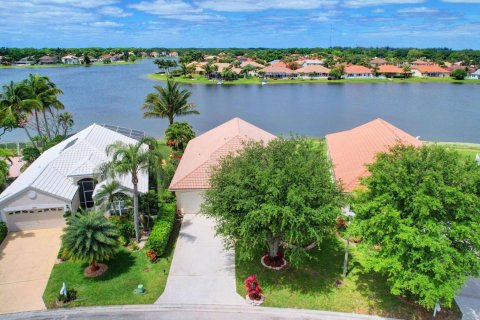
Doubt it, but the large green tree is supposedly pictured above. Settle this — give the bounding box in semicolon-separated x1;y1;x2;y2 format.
100;137;162;242
0;160;8;191
141;77;199;125
62;210;119;272
351;144;480;309
202;137;343;264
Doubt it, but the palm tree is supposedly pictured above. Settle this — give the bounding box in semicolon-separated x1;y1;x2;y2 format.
61;210;119;273
100;137;162;242
23;74;64;140
179;63;194;77
93;180;125;213
141;77;199;125
165;122;196;151
403;65;412;78
57;112;74;137
0;81;38;147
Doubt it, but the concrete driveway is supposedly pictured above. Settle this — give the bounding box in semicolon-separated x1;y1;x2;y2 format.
156;214;244;305
456;279;480;320
0;228;63;314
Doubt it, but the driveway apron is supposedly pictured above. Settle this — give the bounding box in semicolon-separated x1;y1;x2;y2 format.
156;214;244;305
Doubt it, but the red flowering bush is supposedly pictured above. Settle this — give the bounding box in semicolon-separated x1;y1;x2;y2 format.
244;275;262;300
146;249;158;262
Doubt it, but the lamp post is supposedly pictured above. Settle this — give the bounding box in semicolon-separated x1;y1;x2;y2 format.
342;209;356;278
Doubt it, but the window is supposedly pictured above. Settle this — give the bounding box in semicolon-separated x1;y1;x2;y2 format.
78;178;97;209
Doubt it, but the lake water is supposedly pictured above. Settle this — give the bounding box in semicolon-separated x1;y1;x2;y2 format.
0;59;479;143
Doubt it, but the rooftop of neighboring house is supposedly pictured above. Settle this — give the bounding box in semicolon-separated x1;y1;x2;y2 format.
294;65;331;74
169;118;276;190
412;65;450;73
325;118;422;193
378;65;404;73
344;65;373;74
370;57;387;64
260;64;294;74
240;61;264;68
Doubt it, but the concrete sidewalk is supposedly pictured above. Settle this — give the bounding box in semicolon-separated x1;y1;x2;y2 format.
156;214;244;305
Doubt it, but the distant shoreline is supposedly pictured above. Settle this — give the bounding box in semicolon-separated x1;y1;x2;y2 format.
0;61;136;69
148;73;480;85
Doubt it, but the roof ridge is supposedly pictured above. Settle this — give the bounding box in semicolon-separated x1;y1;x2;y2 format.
170;133;242;189
377;119;405;141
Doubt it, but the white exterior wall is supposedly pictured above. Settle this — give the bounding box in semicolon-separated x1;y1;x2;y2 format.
175;190;205;215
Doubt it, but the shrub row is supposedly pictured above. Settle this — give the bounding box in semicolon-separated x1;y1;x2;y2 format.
145;201;176;256
0;222;7;245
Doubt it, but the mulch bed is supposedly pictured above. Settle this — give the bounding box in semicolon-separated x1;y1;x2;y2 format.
261;255;287;270
84;263;108;278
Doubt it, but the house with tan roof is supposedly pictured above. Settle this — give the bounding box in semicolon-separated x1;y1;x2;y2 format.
370;57;388;66
325;118;422;192
260;64;294;79
301;59;324;67
61;55;79;65
294;65;330;78
377;65;405;77
411;65;450;77
344;65;373;78
169;118;276;214
240;61;264;69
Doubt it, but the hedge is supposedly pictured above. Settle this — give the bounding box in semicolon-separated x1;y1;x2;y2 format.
0;222;7;245
145;201;176;256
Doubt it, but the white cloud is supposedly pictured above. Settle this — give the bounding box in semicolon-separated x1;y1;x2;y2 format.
397;6;438;13
30;0;118;8
91;21;124;27
97;6;132;17
128;0;202;15
196;0;338;12
344;0;424;8
372;8;385;13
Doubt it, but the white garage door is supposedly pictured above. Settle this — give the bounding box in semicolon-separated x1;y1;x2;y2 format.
179;191;204;214
5;207;66;232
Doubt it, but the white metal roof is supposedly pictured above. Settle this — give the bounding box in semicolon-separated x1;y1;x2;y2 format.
0;124;148;206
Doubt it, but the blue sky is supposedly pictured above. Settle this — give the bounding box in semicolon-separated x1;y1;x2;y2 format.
1;0;479;49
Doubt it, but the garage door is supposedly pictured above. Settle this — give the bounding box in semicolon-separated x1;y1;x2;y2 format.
5;207;66;232
179;191;204;214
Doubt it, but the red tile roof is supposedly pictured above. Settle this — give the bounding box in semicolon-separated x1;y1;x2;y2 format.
378;65;404;73
325;118;422;192
169;118;276;190
412;65;450;73
344;65;372;74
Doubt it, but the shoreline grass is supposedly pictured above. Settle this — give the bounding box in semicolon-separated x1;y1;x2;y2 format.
0;62;136;69
148;73;480;85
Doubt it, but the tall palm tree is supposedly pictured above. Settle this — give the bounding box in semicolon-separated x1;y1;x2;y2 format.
93;180;125;213
62;210;119;273
23;74;64;140
100;137;162;242
403;65;412;78
141;77;199;125
0;81;38;147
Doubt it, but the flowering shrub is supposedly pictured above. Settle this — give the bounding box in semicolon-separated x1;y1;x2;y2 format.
146;249;158;262
244;275;262;300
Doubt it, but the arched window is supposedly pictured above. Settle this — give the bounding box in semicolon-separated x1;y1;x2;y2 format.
78;178;97;209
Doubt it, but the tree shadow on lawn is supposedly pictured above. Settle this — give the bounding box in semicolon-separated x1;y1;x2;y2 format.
79;249;135;282
237;236;345;295
353;261;461;320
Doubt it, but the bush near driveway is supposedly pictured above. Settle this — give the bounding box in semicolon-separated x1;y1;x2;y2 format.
145;201;176;256
0;222;7;244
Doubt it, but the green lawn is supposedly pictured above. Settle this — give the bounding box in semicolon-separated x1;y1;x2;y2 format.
235;237;460;320
428;141;480;160
43;218;180;308
148;73;480;85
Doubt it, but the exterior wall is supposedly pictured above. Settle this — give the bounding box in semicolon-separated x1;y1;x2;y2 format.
345;73;374;78
175;190;205;214
70;190;80;213
412;70;423;77
1;189;67;211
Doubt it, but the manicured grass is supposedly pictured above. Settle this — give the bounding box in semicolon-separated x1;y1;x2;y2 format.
43;218;181;308
427;141;480;160
0;62;136;69
148;73;480;85
235;237;460;319
155;140;173;160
